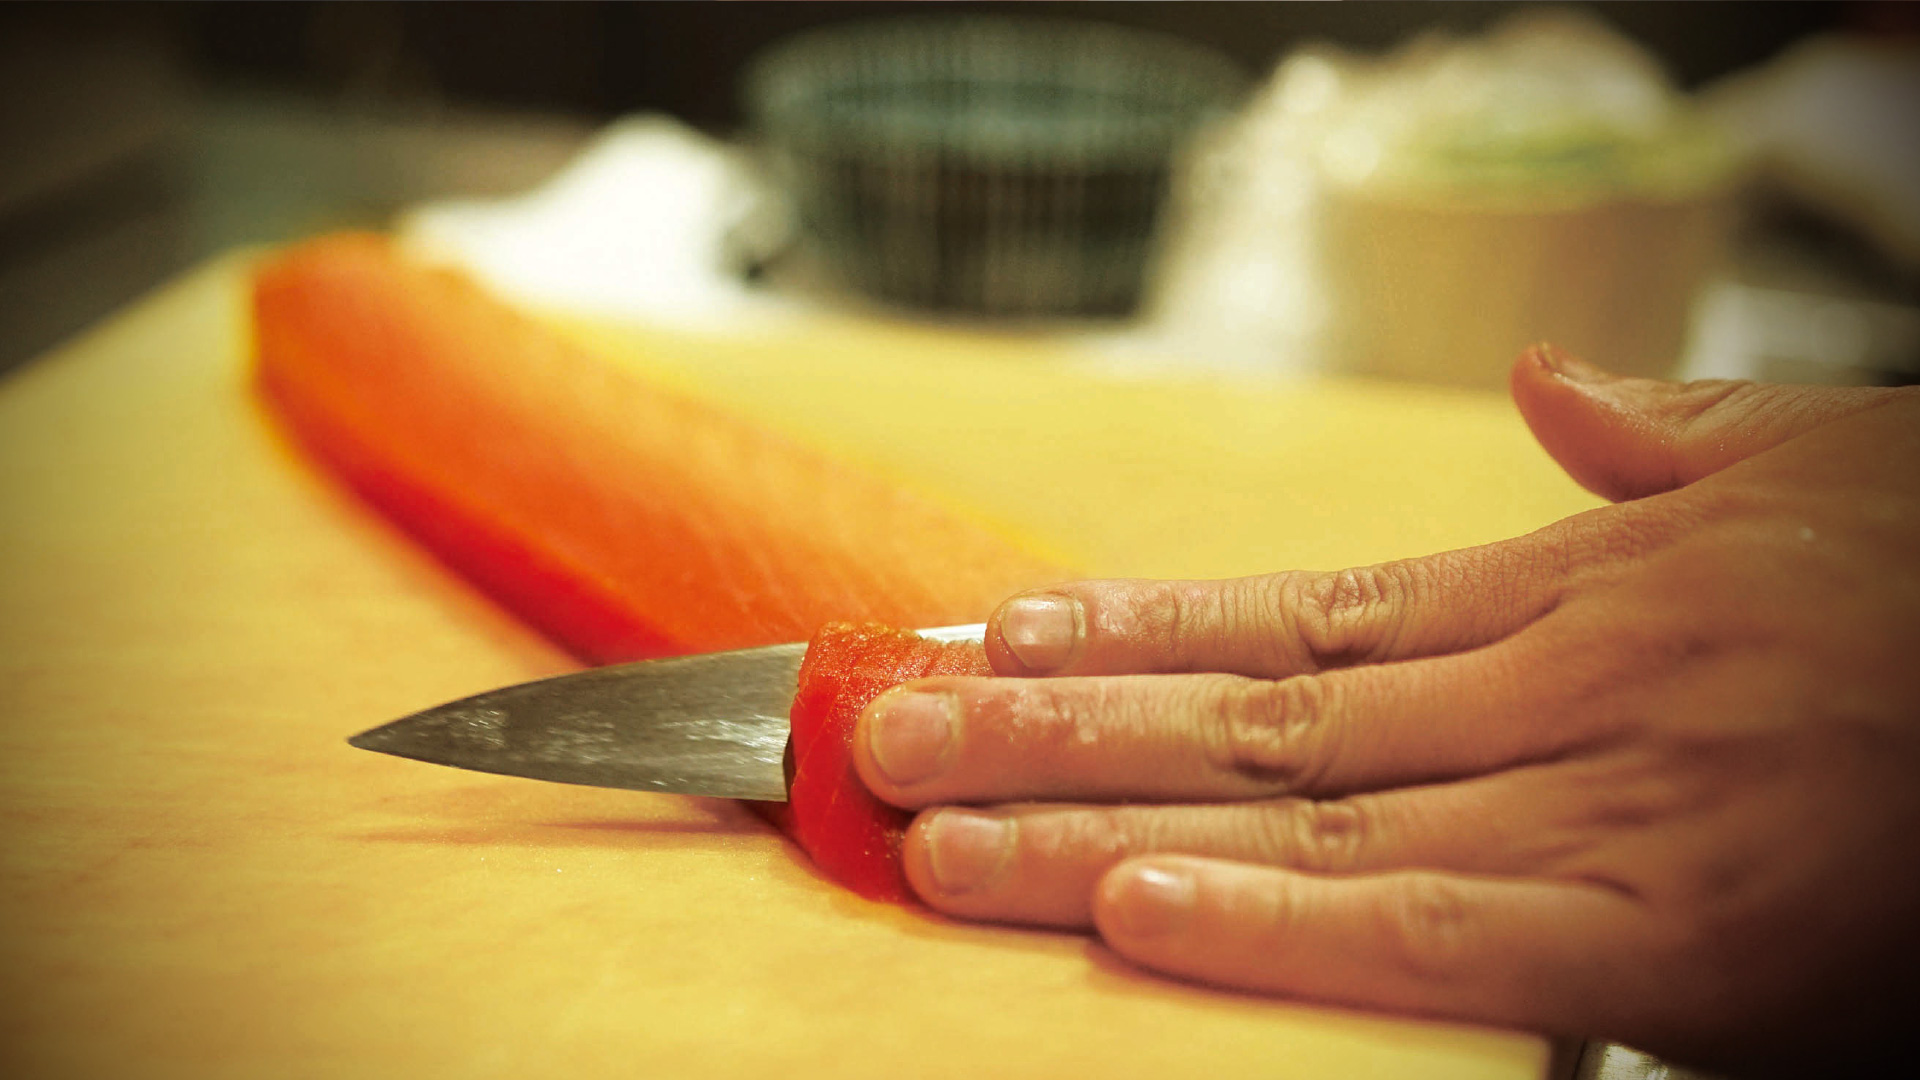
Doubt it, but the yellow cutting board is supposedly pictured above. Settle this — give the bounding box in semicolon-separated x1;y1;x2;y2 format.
0;254;1595;1078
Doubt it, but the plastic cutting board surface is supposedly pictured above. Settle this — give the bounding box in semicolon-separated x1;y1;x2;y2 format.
0;255;1594;1078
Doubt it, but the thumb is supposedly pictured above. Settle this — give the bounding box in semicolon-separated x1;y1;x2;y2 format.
1509;343;1908;502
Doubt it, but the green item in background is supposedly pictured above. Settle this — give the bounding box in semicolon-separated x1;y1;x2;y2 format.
746;17;1247;318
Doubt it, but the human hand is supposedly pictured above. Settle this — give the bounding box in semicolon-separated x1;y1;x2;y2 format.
854;346;1920;1076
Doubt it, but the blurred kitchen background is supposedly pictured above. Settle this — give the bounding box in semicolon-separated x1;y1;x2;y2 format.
5;1;1918;386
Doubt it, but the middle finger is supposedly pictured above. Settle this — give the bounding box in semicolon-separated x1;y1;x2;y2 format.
855;634;1578;809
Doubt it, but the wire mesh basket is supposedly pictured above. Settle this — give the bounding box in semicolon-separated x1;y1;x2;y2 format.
745;17;1247;317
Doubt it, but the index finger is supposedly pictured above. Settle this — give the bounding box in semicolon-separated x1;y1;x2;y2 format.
986;529;1580;680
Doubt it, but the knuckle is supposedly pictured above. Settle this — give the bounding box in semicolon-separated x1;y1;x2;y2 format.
1202;675;1331;792
1274;798;1371;873
1284;563;1420;668
1112;581;1218;666
1378;875;1477;983
1166;583;1229;668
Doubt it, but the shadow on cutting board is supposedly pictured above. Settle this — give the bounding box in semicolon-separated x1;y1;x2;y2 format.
346;785;767;847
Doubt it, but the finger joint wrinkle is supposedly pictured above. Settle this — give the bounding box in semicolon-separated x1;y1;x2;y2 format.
1381;875;1477;983
1207;675;1330;792
1294;564;1417;668
1285;798;1369;873
1168;581;1231;670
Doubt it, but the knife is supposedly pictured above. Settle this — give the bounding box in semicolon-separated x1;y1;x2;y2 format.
348;624;988;801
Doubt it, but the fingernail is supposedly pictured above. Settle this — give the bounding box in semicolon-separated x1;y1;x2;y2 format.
1532;342;1608;384
999;594;1079;673
867;690;955;786
925;811;1014;896
1107;865;1196;937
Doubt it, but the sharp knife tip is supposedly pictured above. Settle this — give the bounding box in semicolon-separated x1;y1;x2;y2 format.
346;724;395;753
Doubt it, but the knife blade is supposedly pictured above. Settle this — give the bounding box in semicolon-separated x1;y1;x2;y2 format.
347;624;988;801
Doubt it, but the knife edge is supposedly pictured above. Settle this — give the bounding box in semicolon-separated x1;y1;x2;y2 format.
348;624;986;801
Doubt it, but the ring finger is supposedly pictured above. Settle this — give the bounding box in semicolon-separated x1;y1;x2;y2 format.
902;767;1586;927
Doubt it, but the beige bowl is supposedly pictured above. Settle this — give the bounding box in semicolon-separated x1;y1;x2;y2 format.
1317;183;1733;388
